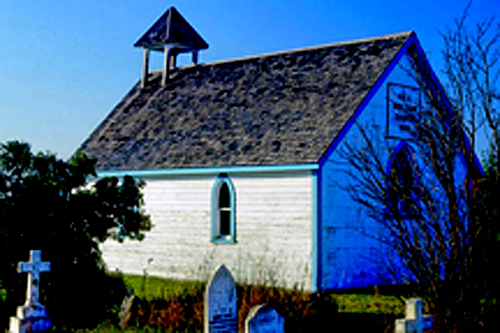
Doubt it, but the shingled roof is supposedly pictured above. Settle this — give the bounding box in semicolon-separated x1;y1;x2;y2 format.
78;31;412;171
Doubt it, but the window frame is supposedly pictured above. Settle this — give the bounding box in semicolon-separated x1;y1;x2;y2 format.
211;175;236;243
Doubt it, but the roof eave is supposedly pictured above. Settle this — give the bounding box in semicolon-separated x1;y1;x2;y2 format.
95;163;320;179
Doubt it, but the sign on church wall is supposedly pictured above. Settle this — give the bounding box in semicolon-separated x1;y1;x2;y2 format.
386;83;421;140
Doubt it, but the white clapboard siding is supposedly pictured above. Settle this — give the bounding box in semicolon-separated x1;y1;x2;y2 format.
101;172;313;289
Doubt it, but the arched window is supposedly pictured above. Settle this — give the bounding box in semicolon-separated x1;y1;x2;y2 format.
211;175;236;243
387;143;420;219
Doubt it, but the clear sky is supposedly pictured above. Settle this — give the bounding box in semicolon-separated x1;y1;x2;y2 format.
1;0;498;159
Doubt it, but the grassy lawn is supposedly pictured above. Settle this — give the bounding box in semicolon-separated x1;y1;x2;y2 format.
81;274;409;332
121;274;404;315
334;293;403;315
122;275;205;300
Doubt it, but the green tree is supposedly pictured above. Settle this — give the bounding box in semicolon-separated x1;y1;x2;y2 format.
0;141;151;329
468;149;499;326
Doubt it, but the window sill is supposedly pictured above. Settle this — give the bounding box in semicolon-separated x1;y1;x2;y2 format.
211;236;237;244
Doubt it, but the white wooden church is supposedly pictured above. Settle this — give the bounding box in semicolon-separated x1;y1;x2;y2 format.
78;7;482;291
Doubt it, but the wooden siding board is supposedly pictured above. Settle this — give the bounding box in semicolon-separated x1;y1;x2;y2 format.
100;172;313;289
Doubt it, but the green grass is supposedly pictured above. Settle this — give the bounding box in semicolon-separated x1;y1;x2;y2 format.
121;274;205;299
0;280;6;302
120;274;404;315
333;294;404;315
84;274;408;332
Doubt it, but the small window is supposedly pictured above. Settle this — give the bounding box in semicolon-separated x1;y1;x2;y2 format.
211;175;236;243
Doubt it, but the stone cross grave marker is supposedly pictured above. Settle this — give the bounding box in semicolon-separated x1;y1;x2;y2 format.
204;264;238;333
395;298;433;333
9;250;52;332
245;303;284;333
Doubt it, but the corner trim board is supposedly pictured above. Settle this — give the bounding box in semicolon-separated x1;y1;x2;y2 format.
311;170;320;292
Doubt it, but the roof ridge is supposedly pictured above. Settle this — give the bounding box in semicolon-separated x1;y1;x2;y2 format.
172;31;413;69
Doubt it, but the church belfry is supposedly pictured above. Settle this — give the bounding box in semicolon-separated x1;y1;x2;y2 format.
134;7;209;87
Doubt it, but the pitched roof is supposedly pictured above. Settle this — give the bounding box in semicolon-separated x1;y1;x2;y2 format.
79;31;412;171
134;7;208;51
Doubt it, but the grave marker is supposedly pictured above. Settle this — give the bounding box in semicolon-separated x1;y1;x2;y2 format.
9;250;52;332
204;264;238;333
245;303;284;333
395;298;433;333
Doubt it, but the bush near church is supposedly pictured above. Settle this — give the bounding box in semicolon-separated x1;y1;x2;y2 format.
0;141;150;329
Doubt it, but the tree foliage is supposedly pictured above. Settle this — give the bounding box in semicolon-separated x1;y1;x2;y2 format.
0;141;151;329
469;149;499;326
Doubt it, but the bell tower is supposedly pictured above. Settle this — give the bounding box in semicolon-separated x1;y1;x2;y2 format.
134;7;209;87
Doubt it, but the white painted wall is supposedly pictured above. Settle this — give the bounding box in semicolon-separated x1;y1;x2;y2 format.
101;172;314;289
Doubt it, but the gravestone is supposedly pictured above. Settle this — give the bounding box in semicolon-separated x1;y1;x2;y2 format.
204;264;238;333
245;303;284;333
9;250;52;332
395;298;433;333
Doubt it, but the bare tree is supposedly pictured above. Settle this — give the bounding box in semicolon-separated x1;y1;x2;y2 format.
337;4;500;329
442;1;500;178
337;33;491;328
441;3;499;327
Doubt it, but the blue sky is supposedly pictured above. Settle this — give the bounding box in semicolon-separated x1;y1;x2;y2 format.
1;0;498;158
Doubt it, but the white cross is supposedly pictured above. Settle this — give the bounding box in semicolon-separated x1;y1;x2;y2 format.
17;250;51;307
395;298;433;333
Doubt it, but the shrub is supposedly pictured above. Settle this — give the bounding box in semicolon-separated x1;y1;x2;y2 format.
0;141;150;329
